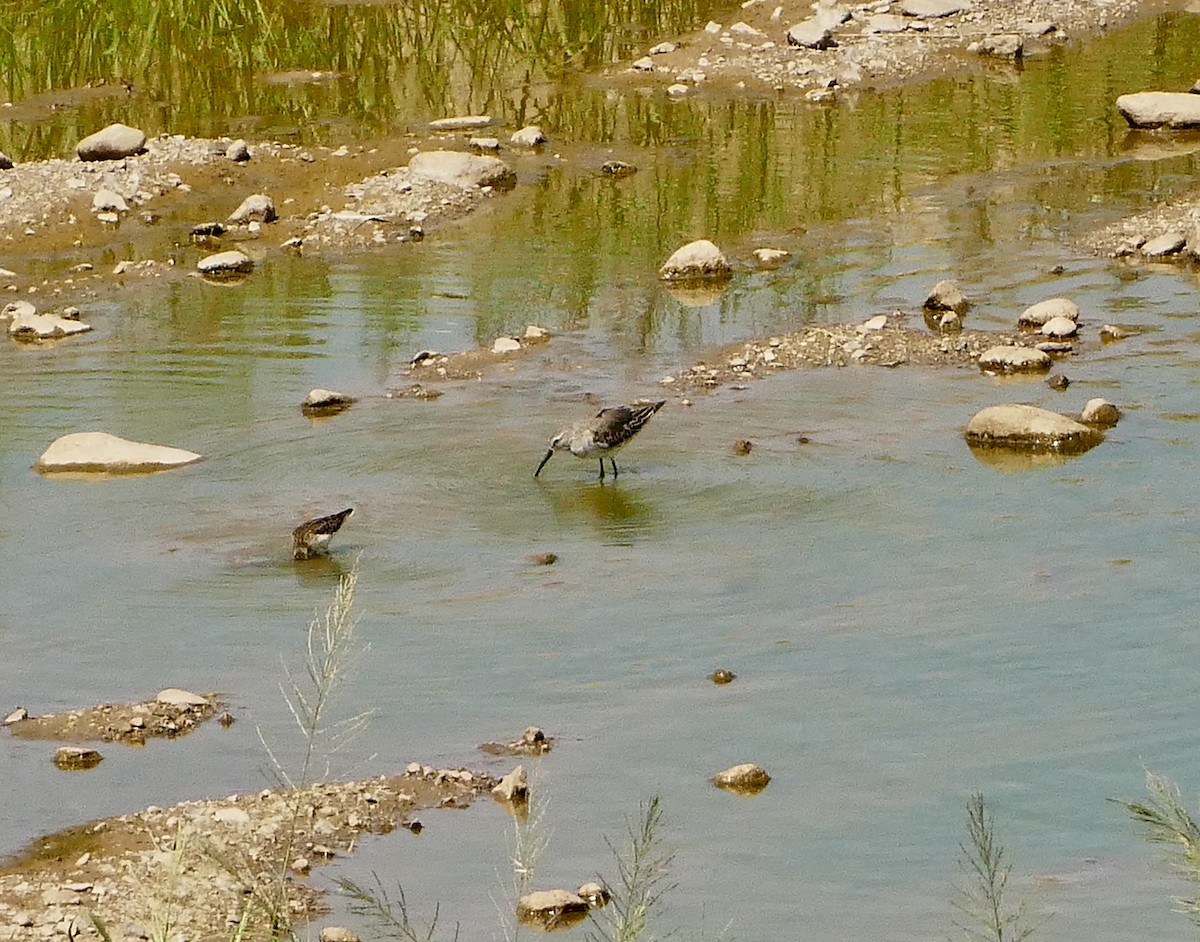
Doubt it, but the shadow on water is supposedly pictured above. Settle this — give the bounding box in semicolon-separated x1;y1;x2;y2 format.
536;478;661;545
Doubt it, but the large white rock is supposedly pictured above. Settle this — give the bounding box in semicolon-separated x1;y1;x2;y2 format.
428;115;493;130
787;19;836;49
198;250;254;278
8;305;92;341
227;193;276;224
924;278;969;315
77;123;146;161
900;0;968;16
35;432;203;474
1117;92;1200;129
408;151;516;189
977;346;1051;373
1018;297;1079;327
1040;316;1078;338
156;688;209;707
965;404;1103;452
658;239;731;281
510;126;547;147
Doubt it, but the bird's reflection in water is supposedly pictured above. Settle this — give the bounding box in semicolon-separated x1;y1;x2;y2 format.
290;549;353;587
539;481;660;545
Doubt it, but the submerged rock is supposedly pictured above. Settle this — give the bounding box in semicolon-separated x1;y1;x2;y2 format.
76;123;146;161
924;278;969;316
658;239;731;281
709;668;737;684
35;432;203;474
965;404;1103;454
1040;316;1078;338
1080;398;1121;428
53;747;103;770
517;889;589;930
302;388;356;417
198;250;254;279
977;346;1052;374
1116;92;1200;129
712;763;771;794
7;303;92;342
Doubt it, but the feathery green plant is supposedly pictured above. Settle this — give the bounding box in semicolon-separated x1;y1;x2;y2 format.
335;872;460;942
1115;768;1200;927
951;792;1042;942
587;794;676;942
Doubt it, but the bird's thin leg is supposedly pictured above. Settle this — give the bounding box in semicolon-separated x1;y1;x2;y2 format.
611;458;619;479
598;459;606;480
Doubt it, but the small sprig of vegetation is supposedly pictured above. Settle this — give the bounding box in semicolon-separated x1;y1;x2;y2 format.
335;872;460;942
587;794;676;942
952;792;1043;942
1115;769;1200;927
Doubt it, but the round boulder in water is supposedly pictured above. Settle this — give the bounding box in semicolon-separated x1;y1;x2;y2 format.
658;239;731;282
965;404;1103;454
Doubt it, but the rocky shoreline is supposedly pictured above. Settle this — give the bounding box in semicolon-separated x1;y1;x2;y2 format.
0;764;499;941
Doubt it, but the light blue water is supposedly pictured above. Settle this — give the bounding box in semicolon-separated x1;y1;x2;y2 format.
4;10;1200;942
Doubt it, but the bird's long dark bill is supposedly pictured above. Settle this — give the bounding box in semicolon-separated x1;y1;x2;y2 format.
534;449;554;477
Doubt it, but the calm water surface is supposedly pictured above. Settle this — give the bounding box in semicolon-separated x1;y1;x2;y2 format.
4;6;1200;941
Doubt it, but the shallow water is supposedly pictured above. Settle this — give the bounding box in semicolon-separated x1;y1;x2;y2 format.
5;5;1200;941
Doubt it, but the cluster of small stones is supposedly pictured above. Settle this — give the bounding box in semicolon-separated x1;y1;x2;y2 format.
620;0;1146;99
296;168;485;250
5;691;220;747
0;766;498;940
402;325;553;382
1085;200;1200;261
658;316;1026;393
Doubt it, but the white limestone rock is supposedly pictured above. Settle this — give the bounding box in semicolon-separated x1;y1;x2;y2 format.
35;432;203;474
1040;316;1078;338
966;404;1103;453
428;115;493;130
1117;92;1200;129
408;151;516;189
658;239;731;281
1018;297;1079;327
76;123;146;161
7;303;92;341
156;688;209;707
977;346;1052;374
227;193;277;224
198;250;254;278
510;126;547;147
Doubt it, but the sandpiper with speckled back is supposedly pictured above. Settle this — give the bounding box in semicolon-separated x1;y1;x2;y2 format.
535;400;665;480
292;508;354;560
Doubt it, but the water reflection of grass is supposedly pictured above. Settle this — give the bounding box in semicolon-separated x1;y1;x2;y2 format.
0;0;705;153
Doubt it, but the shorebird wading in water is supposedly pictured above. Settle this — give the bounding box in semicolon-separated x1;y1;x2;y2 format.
535;400;666;480
292;507;354;560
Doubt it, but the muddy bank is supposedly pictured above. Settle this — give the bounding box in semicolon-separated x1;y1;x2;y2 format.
0;764;498;940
